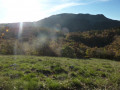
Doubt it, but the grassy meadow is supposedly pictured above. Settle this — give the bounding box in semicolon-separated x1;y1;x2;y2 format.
0;55;120;90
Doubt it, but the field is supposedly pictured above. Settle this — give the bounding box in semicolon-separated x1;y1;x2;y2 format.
0;55;120;90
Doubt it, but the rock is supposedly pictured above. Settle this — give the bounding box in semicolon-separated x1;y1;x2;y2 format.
69;66;74;70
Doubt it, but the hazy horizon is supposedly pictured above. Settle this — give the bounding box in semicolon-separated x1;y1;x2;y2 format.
0;13;120;24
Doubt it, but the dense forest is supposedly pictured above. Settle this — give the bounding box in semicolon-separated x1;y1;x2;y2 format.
0;25;120;61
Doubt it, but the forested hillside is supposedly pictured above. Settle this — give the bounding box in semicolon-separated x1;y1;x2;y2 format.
38;13;120;32
0;26;120;60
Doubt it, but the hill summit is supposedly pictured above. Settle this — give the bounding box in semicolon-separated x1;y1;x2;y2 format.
37;13;120;32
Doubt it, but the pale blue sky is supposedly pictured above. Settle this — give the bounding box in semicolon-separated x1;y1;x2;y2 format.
0;0;119;23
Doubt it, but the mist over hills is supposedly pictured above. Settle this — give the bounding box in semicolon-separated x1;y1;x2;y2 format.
0;13;120;32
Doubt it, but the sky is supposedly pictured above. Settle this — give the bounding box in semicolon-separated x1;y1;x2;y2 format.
0;0;120;23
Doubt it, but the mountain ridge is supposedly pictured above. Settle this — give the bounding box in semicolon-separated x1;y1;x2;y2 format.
0;13;120;32
36;13;120;32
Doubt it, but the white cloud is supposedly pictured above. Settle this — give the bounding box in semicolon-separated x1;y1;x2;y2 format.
46;0;110;13
48;2;86;13
99;0;110;1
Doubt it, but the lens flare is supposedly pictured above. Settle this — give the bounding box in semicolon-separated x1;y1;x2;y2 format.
6;29;9;32
2;33;4;36
18;22;23;38
14;22;23;56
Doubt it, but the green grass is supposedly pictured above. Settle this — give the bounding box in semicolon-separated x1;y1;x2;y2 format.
0;55;120;90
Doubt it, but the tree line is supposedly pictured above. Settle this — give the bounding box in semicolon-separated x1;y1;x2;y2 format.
0;27;120;60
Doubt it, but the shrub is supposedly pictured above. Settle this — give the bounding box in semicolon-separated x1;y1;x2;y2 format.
61;46;76;58
0;40;14;55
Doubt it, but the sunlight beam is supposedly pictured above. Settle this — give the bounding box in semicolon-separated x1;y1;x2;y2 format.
18;22;23;38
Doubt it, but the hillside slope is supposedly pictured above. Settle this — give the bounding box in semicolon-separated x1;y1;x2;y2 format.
37;13;120;32
0;55;120;90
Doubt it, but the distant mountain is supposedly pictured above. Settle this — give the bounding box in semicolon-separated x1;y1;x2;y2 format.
37;13;120;32
0;13;120;32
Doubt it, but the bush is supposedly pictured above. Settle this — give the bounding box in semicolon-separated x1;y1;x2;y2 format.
0;40;14;55
61;46;76;58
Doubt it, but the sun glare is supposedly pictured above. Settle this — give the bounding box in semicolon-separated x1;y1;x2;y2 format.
1;0;47;23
